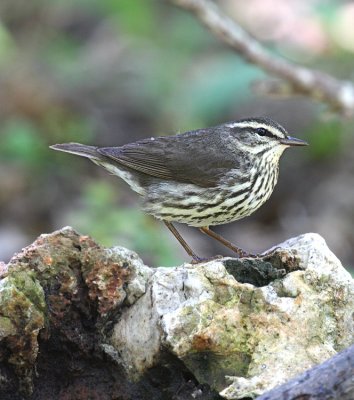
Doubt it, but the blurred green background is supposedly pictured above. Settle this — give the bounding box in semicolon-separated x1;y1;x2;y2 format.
1;0;354;270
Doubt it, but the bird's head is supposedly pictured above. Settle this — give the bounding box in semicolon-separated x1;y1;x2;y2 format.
223;117;308;160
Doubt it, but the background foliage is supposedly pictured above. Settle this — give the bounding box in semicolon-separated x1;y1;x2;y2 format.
0;0;353;270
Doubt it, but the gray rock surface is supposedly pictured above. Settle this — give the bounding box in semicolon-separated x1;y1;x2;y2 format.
109;233;354;399
1;228;353;399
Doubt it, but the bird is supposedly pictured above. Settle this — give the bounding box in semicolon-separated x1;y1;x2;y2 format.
50;117;308;262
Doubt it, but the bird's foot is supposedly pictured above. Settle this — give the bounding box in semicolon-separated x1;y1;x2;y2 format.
259;247;282;258
235;249;258;258
238;247;284;259
190;254;224;264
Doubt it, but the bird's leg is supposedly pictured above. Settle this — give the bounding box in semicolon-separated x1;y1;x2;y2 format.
164;221;203;263
260;246;282;258
199;226;257;258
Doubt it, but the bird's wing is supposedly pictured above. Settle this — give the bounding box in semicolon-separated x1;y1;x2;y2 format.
97;131;240;188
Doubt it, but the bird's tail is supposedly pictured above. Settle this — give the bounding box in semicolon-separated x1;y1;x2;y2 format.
50;143;101;160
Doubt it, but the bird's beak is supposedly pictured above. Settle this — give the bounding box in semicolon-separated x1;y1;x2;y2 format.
280;136;308;146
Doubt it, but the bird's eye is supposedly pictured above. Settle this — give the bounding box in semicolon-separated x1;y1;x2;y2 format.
256;128;271;137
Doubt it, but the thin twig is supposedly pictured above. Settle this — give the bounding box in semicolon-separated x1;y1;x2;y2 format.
169;0;354;116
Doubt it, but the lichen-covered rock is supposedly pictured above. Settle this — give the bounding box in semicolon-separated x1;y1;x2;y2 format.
0;227;151;397
80;242;152;315
1;228;353;399
0;271;46;394
110;233;354;399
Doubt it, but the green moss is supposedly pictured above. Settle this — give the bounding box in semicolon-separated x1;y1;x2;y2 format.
0;315;16;338
0;271;47;329
8;271;47;314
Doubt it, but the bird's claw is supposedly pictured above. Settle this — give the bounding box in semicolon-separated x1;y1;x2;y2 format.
191;254;224;264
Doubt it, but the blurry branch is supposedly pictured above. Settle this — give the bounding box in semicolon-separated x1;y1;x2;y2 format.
169;0;354;116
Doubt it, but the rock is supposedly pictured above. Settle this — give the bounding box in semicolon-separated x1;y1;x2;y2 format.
255;343;354;400
0;271;46;394
1;228;353;399
0;227;153;397
109;233;354;399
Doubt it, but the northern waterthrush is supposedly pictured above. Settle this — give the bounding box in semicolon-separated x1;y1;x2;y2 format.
51;117;307;262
